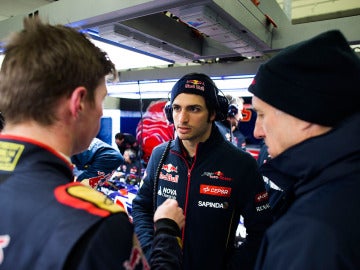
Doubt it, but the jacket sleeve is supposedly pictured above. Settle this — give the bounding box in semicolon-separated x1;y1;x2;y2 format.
131;147;159;260
228;155;273;270
150;218;183;270
65;213;147;270
66;206;182;270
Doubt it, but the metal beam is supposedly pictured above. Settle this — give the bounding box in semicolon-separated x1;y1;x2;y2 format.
1;0;359;75
257;0;360;51
0;0;202;40
118;58;265;82
121;13;204;57
211;0;274;49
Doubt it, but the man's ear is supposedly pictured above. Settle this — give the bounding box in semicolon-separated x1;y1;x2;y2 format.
69;86;87;118
210;111;216;122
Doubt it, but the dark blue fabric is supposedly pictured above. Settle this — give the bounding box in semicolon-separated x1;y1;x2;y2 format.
71;138;124;181
255;113;360;269
0;137;182;270
132;125;272;270
0;138;123;269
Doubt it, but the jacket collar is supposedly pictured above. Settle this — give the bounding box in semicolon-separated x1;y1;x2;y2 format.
261;112;360;195
173;124;225;156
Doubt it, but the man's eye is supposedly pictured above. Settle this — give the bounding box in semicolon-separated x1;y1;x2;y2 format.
189;106;200;112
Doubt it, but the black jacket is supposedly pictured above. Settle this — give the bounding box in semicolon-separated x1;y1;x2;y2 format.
255;113;360;270
132;125;272;270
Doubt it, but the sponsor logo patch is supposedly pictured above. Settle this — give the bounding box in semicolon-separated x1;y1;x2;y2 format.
0;142;24;171
0;235;10;265
200;184;231;197
198;200;229;209
256;203;270;212
157;186;177;200
185;79;205;91
201;171;233;181
54;182;125;217
162;163;178;173
123;235;150;270
255;191;269;203
159;172;179;183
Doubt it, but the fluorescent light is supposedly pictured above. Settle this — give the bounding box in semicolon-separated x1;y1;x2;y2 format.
107;76;254;99
0;38;172;71
90;38;172;70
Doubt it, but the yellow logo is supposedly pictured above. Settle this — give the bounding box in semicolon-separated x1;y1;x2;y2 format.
55;183;126;217
0;142;24;171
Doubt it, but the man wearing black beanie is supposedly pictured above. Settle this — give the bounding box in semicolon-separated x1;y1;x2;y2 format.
249;30;360;269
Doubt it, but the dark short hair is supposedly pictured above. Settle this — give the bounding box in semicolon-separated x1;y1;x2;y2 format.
115;133;125;140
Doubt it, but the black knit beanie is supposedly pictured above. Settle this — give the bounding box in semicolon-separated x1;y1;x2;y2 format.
170;73;218;105
248;30;360;126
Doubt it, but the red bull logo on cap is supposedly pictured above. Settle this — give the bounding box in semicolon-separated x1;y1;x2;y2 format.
185;79;205;91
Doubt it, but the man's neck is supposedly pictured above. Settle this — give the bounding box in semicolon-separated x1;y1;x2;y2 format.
2;121;72;157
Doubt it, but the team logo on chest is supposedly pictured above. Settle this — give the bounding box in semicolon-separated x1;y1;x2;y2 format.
160;163;179;183
157;185;177;199
201;171;233;181
200;184;232;197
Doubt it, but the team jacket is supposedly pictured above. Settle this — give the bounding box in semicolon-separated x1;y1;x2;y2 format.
0;135;182;270
255;112;360;270
132;125;272;270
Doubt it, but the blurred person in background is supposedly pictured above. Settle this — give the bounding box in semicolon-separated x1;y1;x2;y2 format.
216;95;247;151
115;132;139;155
71;137;124;183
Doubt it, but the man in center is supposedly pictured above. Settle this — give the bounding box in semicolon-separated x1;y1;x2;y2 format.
132;73;272;269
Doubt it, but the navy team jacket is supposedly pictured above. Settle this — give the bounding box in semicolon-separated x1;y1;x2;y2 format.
0;135;181;270
132;125;272;270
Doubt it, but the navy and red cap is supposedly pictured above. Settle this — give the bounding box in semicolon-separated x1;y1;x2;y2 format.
170;73;219;106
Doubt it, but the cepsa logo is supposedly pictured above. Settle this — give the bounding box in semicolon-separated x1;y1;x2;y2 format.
200;184;231;197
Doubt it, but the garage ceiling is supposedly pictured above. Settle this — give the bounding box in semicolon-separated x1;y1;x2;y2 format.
1;0;359;23
0;0;359;81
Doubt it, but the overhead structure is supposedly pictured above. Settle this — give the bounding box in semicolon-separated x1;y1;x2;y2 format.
0;0;360;82
96;0;275;63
